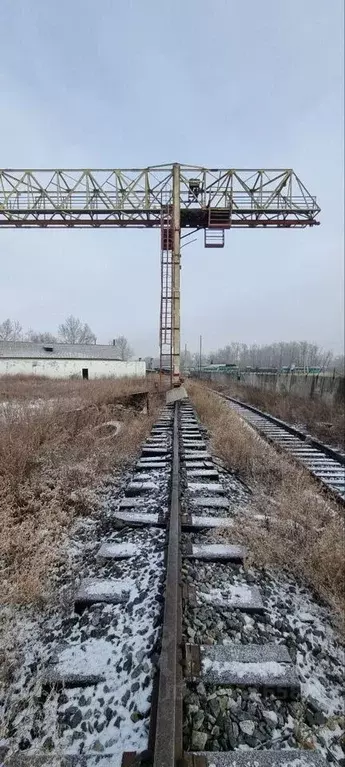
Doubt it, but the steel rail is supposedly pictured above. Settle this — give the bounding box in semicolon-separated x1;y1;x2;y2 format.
225;395;345;465
153;401;183;766
216;392;345;504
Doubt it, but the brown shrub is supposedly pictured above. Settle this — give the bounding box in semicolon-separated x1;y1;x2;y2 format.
0;376;164;604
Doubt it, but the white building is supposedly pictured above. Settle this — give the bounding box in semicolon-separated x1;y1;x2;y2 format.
0;342;146;380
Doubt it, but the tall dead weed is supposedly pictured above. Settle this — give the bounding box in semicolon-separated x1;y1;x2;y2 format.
187;380;345;620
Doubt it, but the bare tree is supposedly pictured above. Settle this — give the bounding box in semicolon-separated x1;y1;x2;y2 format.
181;348;194;372
111;336;133;360
333;354;345;373
26;330;58;343
58;316;96;344
0;318;22;341
194;340;336;372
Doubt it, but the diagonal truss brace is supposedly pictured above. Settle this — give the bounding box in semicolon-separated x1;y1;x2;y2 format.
0;165;320;228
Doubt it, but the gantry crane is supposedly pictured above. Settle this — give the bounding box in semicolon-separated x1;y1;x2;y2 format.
0;164;320;387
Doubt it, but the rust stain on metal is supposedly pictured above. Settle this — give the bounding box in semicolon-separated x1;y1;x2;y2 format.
184;643;201;678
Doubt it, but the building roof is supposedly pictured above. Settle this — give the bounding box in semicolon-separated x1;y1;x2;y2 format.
0;342;124;360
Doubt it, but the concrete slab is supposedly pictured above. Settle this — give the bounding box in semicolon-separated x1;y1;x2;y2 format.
183;436;206;442
153;417;172;422
183;461;214;469
43;669;106;688
198;584;264;612
114;510;165;527
182;441;206;448
125;480;158;496
135;461;167;471
190;643;299;692
189;496;230;509
118;497;146;509
305;461;343;469
313;465;345;472
315;470;345;476
2;752;119;765
43;641;119;688
289;449;325;456
166;385;188;403
188;482;224;494
187;751;327;766
144;440;168;447
181;431;204;436
74;578;130;606
185;544;246;562
136;455;168;463
127;472;153;482
195;644;293;667
187;469;219;479
96;542;137;559
182;515;234;530
183;451;210;460
142;446;168;456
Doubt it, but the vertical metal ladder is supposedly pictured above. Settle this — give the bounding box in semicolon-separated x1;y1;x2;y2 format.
159;206;174;384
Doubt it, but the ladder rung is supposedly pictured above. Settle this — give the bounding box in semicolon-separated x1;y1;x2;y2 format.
208;207;231;228
204;228;225;248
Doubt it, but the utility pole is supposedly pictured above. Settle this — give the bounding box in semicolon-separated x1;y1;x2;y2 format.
172;163;181;387
199;334;202;377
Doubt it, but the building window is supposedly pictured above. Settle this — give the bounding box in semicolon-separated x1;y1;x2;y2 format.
82;368;89;380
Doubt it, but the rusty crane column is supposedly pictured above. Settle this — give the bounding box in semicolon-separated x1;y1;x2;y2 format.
172;162;181;387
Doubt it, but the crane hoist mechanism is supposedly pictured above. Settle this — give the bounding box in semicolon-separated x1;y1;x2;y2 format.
0;163;320;398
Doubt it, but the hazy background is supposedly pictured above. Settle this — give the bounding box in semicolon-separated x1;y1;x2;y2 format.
0;0;343;355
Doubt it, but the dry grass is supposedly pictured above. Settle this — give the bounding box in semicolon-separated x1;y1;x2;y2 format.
207;378;345;450
0;373;154;405
0;375;165;604
187;380;345;620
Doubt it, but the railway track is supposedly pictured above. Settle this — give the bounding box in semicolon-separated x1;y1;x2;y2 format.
216;393;345;504
2;401;342;766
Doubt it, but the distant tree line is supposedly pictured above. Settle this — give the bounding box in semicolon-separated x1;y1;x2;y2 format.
0;317;134;360
181;340;344;373
1;318;342;370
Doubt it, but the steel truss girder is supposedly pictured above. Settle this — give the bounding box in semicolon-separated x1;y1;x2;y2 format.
0;166;320;228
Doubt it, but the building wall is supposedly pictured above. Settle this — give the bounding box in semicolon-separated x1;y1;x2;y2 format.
241;371;344;406
0;358;146;379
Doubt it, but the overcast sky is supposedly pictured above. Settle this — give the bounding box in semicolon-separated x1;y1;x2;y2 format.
0;0;343;355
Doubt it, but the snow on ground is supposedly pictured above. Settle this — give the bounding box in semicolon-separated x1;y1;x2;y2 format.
0;443;171;761
183;552;345;762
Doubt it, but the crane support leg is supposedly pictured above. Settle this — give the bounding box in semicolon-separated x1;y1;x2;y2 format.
172;163;181;387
